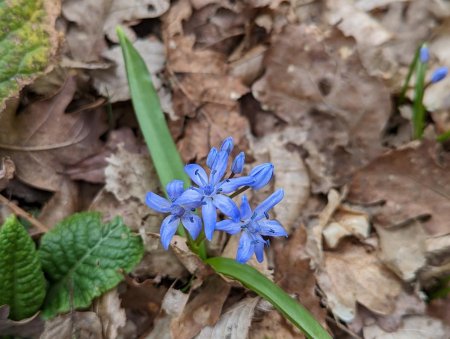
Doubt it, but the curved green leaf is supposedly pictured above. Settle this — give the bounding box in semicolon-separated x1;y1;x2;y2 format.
116;27;189;189
0;0;59;110
206;257;332;339
0;215;46;320
39;212;144;319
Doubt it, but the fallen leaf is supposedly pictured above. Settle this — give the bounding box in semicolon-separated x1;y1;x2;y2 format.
348;141;450;236
0;157;15;191
0;76;106;192
317;241;403;322
323;206;371;249
273;227;328;329
376;221;427;281
252;24;390;192
171;275;230;339
94;289;126;339
0;305;43;338
249;308;301;339
40;312;103;339
363;315;450;339
196;297;260;339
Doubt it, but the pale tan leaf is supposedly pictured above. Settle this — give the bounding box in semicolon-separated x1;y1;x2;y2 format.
94;289;126;339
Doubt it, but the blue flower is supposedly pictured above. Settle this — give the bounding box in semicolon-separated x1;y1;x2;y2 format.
216;190;287;263
220;137;234;154
146;180;202;249
431;66;448;84
176;150;255;241
420;45;429;63
248;163;274;190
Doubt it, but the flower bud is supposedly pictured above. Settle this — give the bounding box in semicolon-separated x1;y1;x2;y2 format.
420;45;429;63
231;152;245;174
249;163;274;190
206;147;218;168
431;66;448;84
220;137;234;154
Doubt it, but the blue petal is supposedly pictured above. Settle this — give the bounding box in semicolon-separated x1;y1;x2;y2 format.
220;137;234;154
249;163;274;190
240;195;252;220
212;194;239;220
236;232;254;264
175;189;203;208
219;176;255;194
181;213;202;240
215;219;241;235
253;189;284;220
146;192;171;213
202;199;217;241
206;147;218;168
166;180;185;201
258;219;288;237
185;164;208;187
231;152;245;174
254;236;266;263
160;215;180;250
210;151;229;186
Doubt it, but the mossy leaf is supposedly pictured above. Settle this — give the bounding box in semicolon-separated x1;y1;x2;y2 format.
39;212;144;319
0;0;59;110
0;215;46;320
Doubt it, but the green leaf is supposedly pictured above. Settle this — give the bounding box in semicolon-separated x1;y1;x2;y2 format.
206;257;332;339
39;212;144;319
0;215;46;320
116;27;189;190
413;44;428;139
0;0;59;110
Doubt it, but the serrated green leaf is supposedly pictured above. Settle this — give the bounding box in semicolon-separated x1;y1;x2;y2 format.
206;257;332;339
39;212;144;319
0;215;46;320
0;0;59;110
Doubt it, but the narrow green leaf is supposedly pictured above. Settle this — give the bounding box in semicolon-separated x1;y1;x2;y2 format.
116;27;189;190
398;46;420;105
413;48;428;139
0;215;46;320
39;212;144;319
206;257;332;339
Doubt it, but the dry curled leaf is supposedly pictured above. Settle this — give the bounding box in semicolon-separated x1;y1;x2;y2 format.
94;289;126;339
0;158;15;191
40;312;103;339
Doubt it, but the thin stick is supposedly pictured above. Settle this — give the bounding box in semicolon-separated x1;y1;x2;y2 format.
0;194;49;232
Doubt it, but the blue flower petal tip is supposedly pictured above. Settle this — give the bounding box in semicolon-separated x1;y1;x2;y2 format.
431;66;448;84
231;152;245;174
220;137;234;154
420;45;429;63
249;163;274;190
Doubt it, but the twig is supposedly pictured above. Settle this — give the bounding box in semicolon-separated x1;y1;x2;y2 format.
0;194;49;232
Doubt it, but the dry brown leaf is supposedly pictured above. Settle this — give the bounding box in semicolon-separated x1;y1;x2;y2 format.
376;221;427;282
40;312;103;339
363;315;450;339
273;227;329;329
0;77;106;192
0;305;43;338
252;129;310;233
348;141;450;236
317;242;403;322
196;297;260;339
249;309;301;339
92;289;126;339
252;24;390;192
327;0;393;46
38;178;79;228
0;157;15;191
171;275;230;339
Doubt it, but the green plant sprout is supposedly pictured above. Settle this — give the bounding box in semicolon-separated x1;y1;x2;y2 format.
399;44;449;140
117;26;331;339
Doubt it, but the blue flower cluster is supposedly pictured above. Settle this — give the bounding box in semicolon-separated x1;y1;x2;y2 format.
420;45;448;84
145;137;287;263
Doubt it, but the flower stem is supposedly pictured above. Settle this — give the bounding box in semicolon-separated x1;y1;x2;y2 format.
229;186;250;199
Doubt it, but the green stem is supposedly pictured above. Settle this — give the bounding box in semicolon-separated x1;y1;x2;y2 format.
413;56;427;139
398;46;420;105
229;186;250;199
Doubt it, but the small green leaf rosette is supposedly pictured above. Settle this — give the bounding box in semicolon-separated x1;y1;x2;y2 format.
39;212;144;319
0;215;46;320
